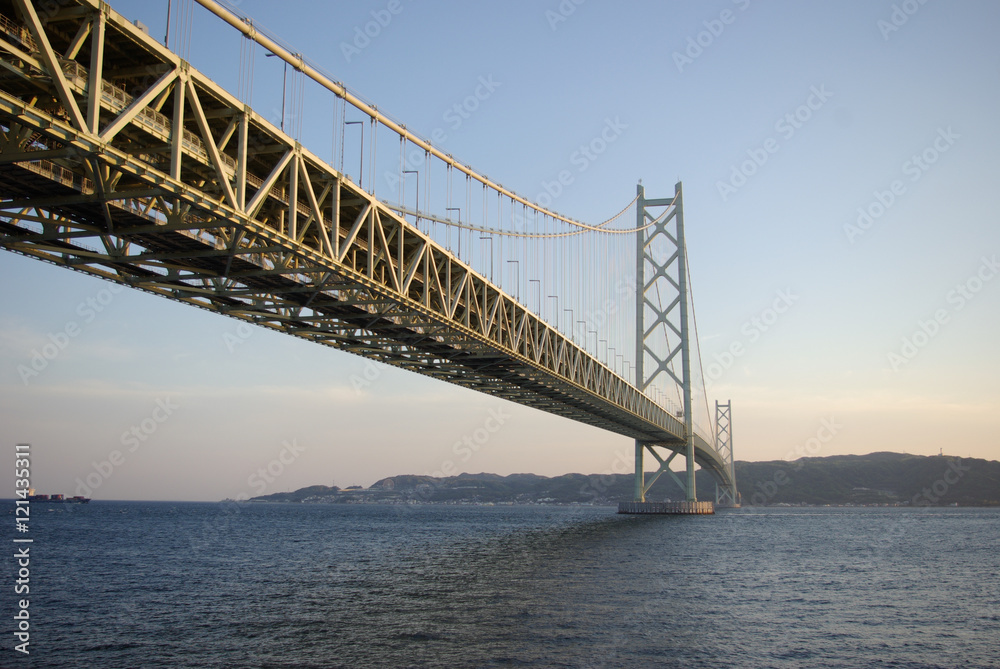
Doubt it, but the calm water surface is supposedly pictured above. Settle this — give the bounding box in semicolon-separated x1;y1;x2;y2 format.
4;503;999;668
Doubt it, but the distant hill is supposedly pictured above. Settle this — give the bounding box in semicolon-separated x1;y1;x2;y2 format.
248;452;1000;506
736;452;1000;506
251;484;342;503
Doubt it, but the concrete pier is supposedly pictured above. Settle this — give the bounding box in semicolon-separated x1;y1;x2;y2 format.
617;501;715;515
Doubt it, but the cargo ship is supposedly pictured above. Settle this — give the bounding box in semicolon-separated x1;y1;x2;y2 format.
26;490;90;503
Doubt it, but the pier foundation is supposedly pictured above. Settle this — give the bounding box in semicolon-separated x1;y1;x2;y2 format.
618;500;715;515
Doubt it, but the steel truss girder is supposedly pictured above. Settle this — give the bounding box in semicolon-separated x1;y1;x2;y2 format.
0;0;733;480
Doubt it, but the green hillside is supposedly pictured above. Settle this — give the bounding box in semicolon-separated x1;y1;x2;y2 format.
735;452;999;506
248;452;1000;506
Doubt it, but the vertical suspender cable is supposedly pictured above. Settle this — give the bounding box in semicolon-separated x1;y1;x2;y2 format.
338;98;345;173
368;117;376;194
298;66;305;138
248;31;255;107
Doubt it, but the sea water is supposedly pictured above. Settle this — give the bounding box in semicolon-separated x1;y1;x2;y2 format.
5;502;999;668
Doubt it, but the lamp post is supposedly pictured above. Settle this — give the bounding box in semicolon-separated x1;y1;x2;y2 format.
264;53;287;132
507;260;520;301
403;170;418;225
479;236;493;281
529;279;540;315
344;121;364;186
445;207;461;255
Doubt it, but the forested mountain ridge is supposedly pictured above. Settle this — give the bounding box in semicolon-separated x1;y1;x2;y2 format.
248;452;999;506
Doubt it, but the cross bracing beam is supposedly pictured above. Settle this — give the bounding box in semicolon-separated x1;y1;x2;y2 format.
714;400;739;506
0;0;736;490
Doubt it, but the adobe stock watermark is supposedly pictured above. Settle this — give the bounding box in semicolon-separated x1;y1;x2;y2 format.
783;416;842;463
246;439;308;496
545;0;586;31
383;74;502;191
500;120;627;236
442;76;502;132
387;407;511;510
190;439;306;550
222;320;255;353
887;254;997;371
704;288;798;388
350;357;384;394
867;457;970;575
340;0;404;63
878;0;932;41
911;458;970;505
17;283;125;385
569;275;635;344
747;415;842;506
534;117;627;209
432;406;511;476
578;449;631;501
844;126;959;244
74;397;180;498
446;406;511;468
672;0;751;73
716;85;833;202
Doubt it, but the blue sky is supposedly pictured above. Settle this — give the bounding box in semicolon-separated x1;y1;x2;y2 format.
1;0;998;500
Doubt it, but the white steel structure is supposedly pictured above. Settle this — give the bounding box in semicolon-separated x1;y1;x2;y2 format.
715;400;739;506
0;0;737;500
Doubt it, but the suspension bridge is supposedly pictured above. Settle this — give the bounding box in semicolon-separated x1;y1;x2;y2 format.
0;0;738;512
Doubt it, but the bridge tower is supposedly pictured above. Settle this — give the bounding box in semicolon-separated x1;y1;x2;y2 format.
631;182;699;506
714;400;740;507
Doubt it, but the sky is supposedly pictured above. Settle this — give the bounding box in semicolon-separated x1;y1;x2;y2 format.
1;0;998;501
